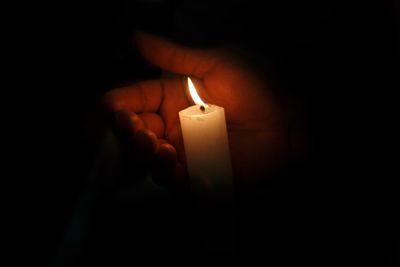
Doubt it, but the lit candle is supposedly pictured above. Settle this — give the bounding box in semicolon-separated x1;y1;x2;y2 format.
179;77;233;195
179;78;235;251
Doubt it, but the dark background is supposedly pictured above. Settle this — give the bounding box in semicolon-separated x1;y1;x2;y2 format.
14;0;398;266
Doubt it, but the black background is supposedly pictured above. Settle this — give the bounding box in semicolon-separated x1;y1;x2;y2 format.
10;0;399;266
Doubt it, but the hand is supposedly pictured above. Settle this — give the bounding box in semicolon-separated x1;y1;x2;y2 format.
104;32;300;188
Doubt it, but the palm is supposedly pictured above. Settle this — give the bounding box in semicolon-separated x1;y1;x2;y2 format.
106;33;290;184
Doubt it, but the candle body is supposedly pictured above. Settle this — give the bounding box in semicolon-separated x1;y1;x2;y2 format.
180;104;235;251
179;104;233;194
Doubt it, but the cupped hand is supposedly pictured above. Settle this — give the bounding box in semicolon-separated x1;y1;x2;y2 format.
104;32;293;188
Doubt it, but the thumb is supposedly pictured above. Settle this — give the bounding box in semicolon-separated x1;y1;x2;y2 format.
135;32;218;78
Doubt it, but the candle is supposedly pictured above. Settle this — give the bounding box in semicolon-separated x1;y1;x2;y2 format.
179;78;235;252
179;78;233;195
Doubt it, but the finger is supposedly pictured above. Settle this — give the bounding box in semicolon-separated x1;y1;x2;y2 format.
103;79;164;113
129;112;145;133
134;128;158;157
106;78;191;135
115;112;164;138
156;143;178;168
110;110;142;141
165;125;186;165
152;143;177;187
157;138;168;146
114;110;145;135
135;32;219;77
138;113;165;138
152;143;189;188
103;78;190;118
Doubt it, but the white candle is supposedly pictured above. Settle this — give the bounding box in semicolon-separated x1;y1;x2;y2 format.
179;78;235;252
179;78;233;195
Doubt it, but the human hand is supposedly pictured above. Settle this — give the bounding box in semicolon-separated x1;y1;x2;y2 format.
104;32;297;188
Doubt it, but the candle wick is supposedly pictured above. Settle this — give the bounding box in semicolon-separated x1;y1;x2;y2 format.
200;105;206;112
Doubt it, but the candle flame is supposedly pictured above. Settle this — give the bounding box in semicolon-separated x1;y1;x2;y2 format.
188;77;208;107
